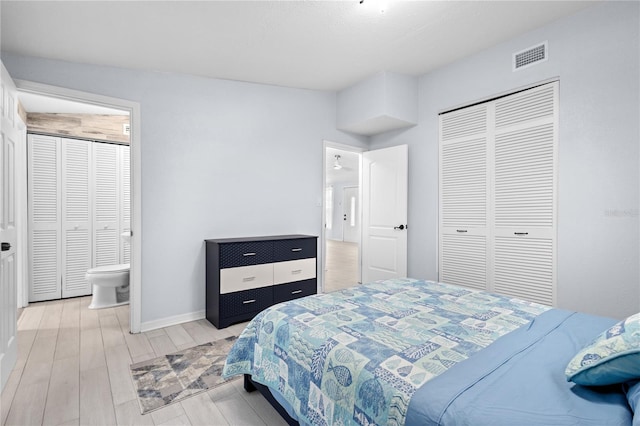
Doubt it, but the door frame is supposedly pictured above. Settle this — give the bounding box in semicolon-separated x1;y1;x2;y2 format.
14;79;142;333
321;140;363;293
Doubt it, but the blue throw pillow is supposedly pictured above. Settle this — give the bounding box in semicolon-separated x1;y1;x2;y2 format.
565;312;640;386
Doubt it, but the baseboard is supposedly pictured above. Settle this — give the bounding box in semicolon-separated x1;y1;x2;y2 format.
140;309;206;332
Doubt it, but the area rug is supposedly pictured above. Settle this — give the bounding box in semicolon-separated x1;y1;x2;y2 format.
130;335;239;414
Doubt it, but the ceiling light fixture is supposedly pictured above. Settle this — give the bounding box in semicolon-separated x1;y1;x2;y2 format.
333;155;343;170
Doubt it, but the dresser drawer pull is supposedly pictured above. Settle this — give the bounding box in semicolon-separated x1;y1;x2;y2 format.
291;290;303;295
291;269;302;274
242;299;256;304
242;276;256;282
291;248;302;252
243;252;257;257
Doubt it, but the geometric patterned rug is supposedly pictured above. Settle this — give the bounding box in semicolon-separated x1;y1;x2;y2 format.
130;335;239;414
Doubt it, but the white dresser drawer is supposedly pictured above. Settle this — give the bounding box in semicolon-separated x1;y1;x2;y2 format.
220;264;274;294
274;258;316;285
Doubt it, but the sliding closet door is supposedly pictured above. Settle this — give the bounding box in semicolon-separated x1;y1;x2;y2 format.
93;142;120;267
28;134;61;302
119;145;130;264
439;104;490;290
492;83;557;305
61;138;92;298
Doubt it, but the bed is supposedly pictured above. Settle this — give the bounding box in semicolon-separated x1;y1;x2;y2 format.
222;278;639;425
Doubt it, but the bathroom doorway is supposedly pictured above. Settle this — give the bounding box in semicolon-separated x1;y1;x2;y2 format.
15;81;141;332
322;142;362;293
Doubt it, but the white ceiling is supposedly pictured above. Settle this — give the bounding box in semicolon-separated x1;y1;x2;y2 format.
1;1;596;92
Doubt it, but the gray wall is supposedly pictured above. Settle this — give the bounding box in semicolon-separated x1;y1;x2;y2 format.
1;54;367;324
370;1;640;319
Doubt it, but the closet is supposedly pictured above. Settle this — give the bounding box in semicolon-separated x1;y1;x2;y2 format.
439;82;557;305
28;134;130;302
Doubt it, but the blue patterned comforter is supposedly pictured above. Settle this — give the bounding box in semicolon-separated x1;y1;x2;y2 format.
222;278;549;426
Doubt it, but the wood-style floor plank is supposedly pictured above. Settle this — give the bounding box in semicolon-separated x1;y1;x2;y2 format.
181;321;214;345
100;314;126;348
114;400;154;426
233;379;289;426
180;392;229;426
80;302;100;331
0;368;22;426
208;382;266;426
195;319;236;341
164;325;195;349
4;381;48;426
79;366;117;426
55;299;81;360
42;356;80;426
155;413;191;426
104;344;137;407
149;401;188;425
122;330;154;360
148;334;178;357
79;327;106;371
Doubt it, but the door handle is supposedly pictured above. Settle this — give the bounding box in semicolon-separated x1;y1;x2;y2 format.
394;224;406;230
1;242;11;251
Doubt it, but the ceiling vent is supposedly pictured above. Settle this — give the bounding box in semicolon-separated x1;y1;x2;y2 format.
513;42;548;71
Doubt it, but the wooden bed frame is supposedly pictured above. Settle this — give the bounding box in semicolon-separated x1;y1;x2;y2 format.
243;374;299;426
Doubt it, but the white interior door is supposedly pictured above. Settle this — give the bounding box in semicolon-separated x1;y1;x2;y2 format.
342;186;360;243
361;145;408;283
1;62;19;392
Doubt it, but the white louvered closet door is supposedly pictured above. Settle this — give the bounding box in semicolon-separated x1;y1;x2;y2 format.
93;143;120;267
119;145;130;264
28;135;61;302
439;82;557;306
61;138;92;298
492;83;557;305
439;104;490;290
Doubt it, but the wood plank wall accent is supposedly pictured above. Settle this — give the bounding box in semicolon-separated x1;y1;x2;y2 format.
26;113;130;144
17;100;27;124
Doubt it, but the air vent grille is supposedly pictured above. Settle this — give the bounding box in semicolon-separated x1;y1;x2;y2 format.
513;42;547;71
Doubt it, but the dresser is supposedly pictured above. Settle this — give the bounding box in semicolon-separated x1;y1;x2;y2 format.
205;235;318;329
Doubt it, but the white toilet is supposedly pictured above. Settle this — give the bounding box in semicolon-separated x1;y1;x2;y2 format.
86;232;131;309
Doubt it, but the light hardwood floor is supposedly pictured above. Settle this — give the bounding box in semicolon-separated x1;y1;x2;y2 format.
323;239;359;293
1;297;287;426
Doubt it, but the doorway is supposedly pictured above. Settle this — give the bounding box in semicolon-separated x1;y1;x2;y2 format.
322;142;362;293
14;80;141;333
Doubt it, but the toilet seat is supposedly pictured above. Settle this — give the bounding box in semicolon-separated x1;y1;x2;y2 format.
87;263;130;274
